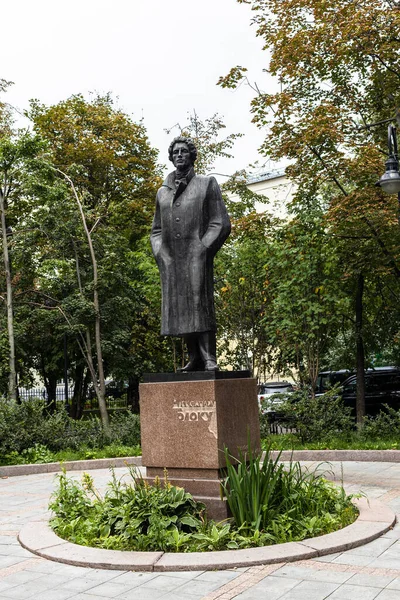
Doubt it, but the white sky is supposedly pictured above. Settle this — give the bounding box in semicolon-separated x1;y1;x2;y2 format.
2;0;280;177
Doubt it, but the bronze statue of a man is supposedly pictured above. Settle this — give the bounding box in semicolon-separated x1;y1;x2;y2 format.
150;136;231;371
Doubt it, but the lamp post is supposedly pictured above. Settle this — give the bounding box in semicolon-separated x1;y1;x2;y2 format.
377;125;400;193
376;124;400;223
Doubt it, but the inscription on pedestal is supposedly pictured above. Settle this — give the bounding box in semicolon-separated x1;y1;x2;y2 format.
173;399;217;438
140;378;259;471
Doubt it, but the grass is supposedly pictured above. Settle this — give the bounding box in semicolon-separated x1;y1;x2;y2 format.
3;433;399;467
262;433;400;451
0;444;141;466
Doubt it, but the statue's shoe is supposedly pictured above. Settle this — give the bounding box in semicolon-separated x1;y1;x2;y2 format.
177;359;204;372
204;360;219;371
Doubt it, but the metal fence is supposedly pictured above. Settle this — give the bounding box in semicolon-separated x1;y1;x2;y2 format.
18;387;66;402
268;417;297;435
17;387;128;410
84;397;128;410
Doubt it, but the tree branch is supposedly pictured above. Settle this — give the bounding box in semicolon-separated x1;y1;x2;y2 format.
370;54;400;79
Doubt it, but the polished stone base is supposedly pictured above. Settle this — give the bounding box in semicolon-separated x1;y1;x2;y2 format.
143;370;251;383
139;375;260;520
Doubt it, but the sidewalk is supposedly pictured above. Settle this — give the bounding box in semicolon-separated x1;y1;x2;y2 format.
1;461;400;599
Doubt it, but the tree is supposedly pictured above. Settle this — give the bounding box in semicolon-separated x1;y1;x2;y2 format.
215;224;271;377
165;110;243;175
29;93;160;241
20;94;162;418
0;131;45;401
266;208;349;390
219;0;400;421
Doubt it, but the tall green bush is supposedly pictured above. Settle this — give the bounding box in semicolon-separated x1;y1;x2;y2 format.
0;399;140;455
277;388;354;443
221;442;356;540
361;406;400;440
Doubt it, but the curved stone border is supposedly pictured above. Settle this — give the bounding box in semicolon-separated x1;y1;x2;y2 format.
271;449;400;463
18;498;395;572
4;449;400;479
0;456;142;478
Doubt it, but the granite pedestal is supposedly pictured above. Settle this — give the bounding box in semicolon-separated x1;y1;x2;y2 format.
139;372;260;520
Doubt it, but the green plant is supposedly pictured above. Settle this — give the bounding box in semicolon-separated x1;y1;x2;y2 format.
278;388;354;443
221;441;357;540
108;411;141;447
0;443;142;467
49;458;357;552
21;444;54;464
50;467;209;552
0;399;141;457
221;443;285;532
361;406;400;440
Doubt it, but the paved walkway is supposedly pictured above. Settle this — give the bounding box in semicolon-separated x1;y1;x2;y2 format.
2;461;400;599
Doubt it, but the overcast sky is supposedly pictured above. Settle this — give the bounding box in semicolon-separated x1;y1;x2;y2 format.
3;0;280;177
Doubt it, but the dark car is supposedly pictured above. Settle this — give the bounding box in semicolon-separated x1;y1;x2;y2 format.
340;367;400;416
315;370;354;394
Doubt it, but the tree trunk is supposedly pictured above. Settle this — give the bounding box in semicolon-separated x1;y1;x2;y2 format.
61;171;109;431
41;356;57;413
355;273;366;427
128;376;140;413
71;363;85;419
45;375;57;413
0;185;16;401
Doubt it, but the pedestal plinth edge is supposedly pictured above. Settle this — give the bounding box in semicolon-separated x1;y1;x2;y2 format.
142;370;251;383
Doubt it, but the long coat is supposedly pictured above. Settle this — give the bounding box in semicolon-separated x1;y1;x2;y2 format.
150;169;231;336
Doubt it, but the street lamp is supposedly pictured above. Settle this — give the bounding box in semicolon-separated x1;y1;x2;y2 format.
376;124;400;194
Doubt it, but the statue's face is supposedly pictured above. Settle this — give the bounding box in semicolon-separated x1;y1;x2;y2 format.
172;142;191;170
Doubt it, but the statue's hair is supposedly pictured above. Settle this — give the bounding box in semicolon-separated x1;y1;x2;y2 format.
168;136;197;164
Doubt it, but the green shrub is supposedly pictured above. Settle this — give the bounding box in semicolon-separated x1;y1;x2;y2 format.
50;468;212;552
49;456;357;552
259;410;271;439
221;442;357;542
0;399;140;456
21;444;55;464
361;405;400;440
108;411;141;447
278;388;354;443
39;410;108;451
0;399;47;453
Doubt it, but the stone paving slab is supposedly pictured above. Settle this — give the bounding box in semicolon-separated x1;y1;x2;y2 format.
18;497;395;572
4;457;400;600
356;498;397;522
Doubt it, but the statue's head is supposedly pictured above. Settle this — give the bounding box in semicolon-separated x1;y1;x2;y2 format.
168;136;197;170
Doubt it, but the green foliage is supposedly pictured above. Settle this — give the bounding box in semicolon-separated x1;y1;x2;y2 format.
0;399;140;456
50;467;208;552
219;0;400;392
49;461;356;552
106;411;141;447
277;388;354;443
0;92;168;405
20;444;55;464
30;93;161;231
361;406;400;441
221;442;357;541
261;432;400;451
165;110;243;176
1;444;141;466
263;212;349;387
216;234;270;375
